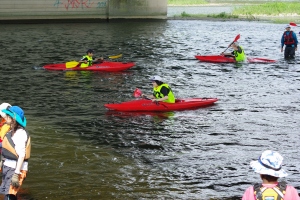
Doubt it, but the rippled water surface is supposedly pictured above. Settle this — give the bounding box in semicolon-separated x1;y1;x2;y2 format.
0;20;299;199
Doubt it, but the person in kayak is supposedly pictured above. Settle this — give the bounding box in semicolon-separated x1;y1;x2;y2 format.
78;49;104;68
221;42;246;62
242;150;299;200
0;106;31;200
281;24;298;59
142;75;176;103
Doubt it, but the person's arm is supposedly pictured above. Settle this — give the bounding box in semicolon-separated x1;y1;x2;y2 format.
92;57;104;64
242;186;256;200
281;34;285;52
13;130;27;175
152;87;169;102
293;32;298;50
142;94;155;99
284;185;300;200
10;130;27;188
221;51;234;57
79;57;88;64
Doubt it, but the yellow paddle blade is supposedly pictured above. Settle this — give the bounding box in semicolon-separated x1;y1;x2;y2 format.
108;54;122;59
66;61;79;68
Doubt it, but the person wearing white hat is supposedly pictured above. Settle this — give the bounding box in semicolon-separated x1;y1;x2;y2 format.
142;75;176;103
221;41;246;62
281;24;298;59
242;150;299;200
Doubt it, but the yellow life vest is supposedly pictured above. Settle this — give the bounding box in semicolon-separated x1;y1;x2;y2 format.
0;123;10;140
80;55;93;68
254;182;286;200
153;83;175;103
2;130;31;161
234;45;246;62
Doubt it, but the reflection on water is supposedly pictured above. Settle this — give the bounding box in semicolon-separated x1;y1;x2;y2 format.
0;20;299;199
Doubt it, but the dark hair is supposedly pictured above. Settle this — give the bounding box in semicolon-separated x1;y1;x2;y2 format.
261;174;279;182
6;114;22;134
155;80;164;86
86;49;94;54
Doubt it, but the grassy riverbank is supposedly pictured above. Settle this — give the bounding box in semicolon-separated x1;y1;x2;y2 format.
233;2;300;16
168;0;207;6
170;2;300;23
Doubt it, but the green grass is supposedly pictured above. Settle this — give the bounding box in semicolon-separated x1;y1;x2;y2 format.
168;0;208;5
175;11;239;19
233;2;300;16
207;12;239;18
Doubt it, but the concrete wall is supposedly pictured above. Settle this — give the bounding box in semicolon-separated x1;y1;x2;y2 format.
0;0;167;21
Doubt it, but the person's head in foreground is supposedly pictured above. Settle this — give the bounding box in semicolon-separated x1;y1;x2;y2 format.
242;150;299;200
250;150;288;182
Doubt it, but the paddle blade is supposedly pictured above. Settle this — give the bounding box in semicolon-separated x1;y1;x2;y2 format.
233;34;240;42
133;88;142;97
290;22;297;26
108;54;122;59
66;61;79;68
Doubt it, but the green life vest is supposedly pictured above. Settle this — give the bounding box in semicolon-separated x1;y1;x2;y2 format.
153;83;175;103
80;55;93;68
233;45;246;62
253;182;287;200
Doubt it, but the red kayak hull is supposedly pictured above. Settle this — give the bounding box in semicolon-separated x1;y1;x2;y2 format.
195;55;276;63
43;61;135;72
104;98;218;112
195;55;235;63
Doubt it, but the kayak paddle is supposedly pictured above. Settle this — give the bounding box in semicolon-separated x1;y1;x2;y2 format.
66;54;123;69
133;88;169;108
290;22;297;26
223;34;240;53
133;88;151;100
66;61;80;68
133;88;143;98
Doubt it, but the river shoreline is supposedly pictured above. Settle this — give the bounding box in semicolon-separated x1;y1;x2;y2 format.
167;4;300;23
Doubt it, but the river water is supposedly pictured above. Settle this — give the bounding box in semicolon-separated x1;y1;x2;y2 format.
0;19;299;200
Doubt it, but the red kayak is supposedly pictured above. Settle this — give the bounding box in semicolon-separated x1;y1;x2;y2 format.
195;55;276;63
43;61;135;72
104;98;218;112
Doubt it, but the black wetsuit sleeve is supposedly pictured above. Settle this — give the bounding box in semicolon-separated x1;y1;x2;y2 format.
80;57;88;61
160;86;169;97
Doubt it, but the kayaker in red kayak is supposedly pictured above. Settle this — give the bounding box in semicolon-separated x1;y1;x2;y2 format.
142;76;176;103
78;49;104;68
241;150;299;200
221;42;246;62
281;24;298;59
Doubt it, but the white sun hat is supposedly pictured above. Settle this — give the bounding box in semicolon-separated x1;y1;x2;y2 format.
0;103;11;118
149;75;162;82
250;150;288;178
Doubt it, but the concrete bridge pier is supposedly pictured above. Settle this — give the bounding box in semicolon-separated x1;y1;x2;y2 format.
0;0;167;22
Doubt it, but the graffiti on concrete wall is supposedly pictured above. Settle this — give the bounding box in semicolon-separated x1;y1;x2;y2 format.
53;0;107;10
